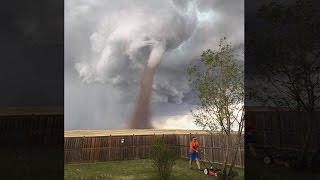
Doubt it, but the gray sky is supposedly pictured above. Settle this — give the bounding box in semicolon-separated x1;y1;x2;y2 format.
65;0;244;130
0;0;63;107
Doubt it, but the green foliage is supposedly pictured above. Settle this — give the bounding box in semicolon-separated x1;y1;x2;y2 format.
149;137;178;180
248;1;320;111
187;37;244;133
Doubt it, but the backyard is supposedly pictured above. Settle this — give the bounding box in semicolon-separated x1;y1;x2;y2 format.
245;153;320;180
0;148;63;180
65;158;244;180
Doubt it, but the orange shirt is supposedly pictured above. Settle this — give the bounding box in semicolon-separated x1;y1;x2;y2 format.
189;141;199;153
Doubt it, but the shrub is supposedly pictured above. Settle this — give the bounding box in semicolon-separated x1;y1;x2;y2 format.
149;137;178;180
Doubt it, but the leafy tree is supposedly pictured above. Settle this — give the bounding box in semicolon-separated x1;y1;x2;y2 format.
187;38;244;179
247;0;320;166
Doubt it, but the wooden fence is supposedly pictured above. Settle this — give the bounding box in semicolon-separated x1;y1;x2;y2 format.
64;133;244;167
0;114;64;147
248;111;320;152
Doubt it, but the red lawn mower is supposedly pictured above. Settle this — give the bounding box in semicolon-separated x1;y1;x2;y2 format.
253;133;296;168
261;141;297;168
199;152;222;177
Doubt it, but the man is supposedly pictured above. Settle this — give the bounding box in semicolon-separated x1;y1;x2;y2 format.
245;114;257;157
189;136;201;170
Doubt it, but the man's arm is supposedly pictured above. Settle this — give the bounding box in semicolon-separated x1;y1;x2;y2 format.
196;144;200;152
194;143;200;152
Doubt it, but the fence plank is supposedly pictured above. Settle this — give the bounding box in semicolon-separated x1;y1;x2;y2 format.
108;135;111;160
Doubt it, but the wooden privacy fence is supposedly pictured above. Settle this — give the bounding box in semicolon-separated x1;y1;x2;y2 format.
64;134;175;162
0;114;64;147
248;111;320;152
64;133;244;167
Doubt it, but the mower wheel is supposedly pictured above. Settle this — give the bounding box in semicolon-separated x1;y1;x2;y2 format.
264;156;272;165
203;168;209;175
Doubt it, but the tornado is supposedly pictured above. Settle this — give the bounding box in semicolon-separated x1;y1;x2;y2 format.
128;42;166;129
72;0;198;129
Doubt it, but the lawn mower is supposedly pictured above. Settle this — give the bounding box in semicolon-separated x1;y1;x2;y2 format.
252;133;296;168
261;142;297;168
198;152;222;177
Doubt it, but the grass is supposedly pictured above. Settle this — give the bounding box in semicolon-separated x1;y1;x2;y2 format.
245;155;320;179
0;147;63;180
65;158;244;180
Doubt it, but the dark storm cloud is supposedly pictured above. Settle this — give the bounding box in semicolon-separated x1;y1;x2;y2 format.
65;0;243;129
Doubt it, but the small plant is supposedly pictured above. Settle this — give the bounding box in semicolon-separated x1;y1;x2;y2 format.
149;137;178;180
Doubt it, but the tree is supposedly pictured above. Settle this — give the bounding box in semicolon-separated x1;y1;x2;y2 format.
187;38;244;179
247;0;320;167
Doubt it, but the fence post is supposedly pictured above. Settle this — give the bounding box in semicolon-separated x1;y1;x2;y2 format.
109;135;112;160
80;137;84;161
135;135;138;159
211;133;214;162
120;136;123;160
132;134;134;159
132;134;137;159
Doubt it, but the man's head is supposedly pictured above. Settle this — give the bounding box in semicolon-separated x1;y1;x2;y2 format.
192;137;197;141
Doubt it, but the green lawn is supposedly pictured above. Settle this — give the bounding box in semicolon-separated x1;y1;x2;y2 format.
0;148;63;180
65;158;244;180
245;156;320;179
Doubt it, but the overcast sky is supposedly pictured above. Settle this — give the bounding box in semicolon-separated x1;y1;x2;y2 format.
0;0;64;107
65;0;244;130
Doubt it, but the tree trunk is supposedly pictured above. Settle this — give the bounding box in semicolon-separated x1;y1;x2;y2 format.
228;132;242;176
301;112;313;167
222;134;230;179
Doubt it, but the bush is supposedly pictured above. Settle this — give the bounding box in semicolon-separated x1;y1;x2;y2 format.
149;137;178;180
